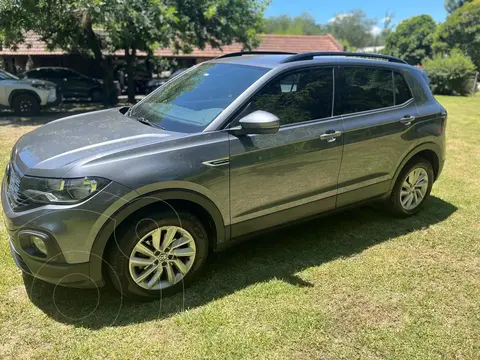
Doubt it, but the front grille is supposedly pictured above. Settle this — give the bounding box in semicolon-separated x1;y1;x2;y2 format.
5;164;28;208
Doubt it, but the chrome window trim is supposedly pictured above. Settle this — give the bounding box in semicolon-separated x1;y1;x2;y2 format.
341;97;415;120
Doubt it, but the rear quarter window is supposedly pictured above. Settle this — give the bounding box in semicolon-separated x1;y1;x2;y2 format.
394;72;413;105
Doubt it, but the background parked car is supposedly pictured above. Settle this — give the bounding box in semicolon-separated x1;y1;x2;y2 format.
0;69;60;115
114;63;151;95
146;68;188;94
22;67;120;102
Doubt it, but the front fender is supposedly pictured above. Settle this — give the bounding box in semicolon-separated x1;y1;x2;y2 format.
87;186;227;286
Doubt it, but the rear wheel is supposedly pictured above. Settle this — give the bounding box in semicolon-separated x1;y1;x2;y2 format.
389;157;434;216
12;93;40;116
107;211;209;300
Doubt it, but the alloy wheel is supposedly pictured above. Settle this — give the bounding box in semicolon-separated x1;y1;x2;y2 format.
400;168;429;210
19;99;33;113
128;226;196;290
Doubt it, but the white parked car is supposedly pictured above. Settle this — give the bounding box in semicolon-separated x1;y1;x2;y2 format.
0;70;60;115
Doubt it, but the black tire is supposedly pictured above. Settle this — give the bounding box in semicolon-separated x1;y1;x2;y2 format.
389;156;434;217
106;211;209;300
12;93;40;116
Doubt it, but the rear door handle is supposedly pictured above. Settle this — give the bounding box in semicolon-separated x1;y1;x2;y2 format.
400;115;416;125
320;130;343;142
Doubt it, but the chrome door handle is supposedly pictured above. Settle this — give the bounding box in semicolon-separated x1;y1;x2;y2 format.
320;130;343;142
400;115;416;125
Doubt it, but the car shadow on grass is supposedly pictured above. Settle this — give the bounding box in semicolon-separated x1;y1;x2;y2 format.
23;196;457;329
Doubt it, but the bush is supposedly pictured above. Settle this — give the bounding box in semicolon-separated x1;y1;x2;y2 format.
384;15;437;65
433;1;480;70
423;50;476;95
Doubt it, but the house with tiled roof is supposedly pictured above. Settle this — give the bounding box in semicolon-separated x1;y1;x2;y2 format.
0;33;343;76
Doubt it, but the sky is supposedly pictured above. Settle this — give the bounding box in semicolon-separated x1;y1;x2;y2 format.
264;0;448;33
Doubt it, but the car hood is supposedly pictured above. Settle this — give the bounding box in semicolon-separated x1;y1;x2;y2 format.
11;108;185;177
17;78;57;87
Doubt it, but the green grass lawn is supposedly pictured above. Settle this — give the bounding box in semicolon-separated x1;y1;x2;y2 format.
0;96;479;359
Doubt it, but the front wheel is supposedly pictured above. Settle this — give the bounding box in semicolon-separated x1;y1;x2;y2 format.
107;211;209;300
12;93;40;116
389;157;434;217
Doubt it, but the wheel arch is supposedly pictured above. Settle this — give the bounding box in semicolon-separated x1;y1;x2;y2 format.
8;89;41;107
88;189;226;286
389;142;442;192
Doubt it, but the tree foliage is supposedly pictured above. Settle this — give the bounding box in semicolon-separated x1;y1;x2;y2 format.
383;15;437;65
263;12;326;35
434;0;480;70
263;9;382;50
375;12;395;47
326;10;376;49
444;0;473;13
0;0;267;104
423;49;476;95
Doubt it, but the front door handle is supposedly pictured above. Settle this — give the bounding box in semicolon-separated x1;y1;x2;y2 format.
320;130;343;142
400;115;416;125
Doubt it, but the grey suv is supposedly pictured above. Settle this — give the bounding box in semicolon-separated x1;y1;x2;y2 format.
2;52;447;299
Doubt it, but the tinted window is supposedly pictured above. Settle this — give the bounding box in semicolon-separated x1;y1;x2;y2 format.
130;63;268;133
54;69;81;79
31;69;61;78
26;69;46;78
342;67;394;114
0;71;19;80
55;69;70;78
394;72;413;105
250;67;334;126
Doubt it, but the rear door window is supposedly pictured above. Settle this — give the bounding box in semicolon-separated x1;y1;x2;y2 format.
341;67;394;115
26;69;48;78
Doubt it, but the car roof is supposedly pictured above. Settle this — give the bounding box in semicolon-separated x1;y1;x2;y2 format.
210;53;416;72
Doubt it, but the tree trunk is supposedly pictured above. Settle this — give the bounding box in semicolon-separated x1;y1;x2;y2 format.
83;22;115;107
126;46;137;104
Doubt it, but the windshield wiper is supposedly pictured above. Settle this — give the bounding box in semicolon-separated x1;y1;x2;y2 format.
129;115;165;130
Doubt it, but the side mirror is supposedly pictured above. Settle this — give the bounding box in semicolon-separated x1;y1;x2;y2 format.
230;110;280;135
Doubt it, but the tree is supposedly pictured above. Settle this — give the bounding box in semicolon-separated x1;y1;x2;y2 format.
263;12;326;35
326;10;376;49
113;0;267;103
383;15;437;65
444;0;473;13
423;49;476;95
434;0;480;70
377;11;395;46
0;0;267;105
0;0;122;106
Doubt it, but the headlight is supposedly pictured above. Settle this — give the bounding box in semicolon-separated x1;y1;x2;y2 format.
19;176;109;204
31;83;55;90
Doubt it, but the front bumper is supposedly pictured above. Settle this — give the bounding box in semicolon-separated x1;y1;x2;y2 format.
2;174;133;288
35;88;56;106
9;239;94;288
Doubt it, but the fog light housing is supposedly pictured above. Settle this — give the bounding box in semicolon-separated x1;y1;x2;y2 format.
31;236;47;256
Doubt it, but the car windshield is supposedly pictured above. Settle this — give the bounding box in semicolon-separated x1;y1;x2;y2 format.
0;70;19;80
129;63;268;133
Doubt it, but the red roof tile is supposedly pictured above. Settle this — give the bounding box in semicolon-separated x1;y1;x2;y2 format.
0;33;343;57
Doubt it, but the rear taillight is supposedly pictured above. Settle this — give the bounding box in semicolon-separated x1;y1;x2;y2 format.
439;111;447;135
